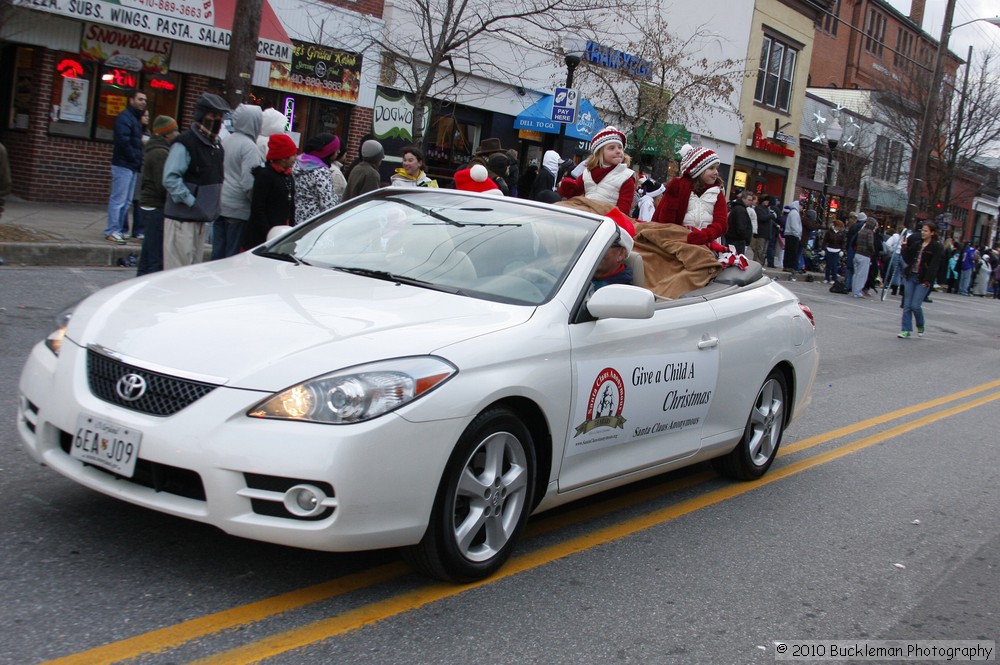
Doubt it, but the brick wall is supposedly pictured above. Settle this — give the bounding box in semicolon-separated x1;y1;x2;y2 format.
323;0;384;18
345;106;373;163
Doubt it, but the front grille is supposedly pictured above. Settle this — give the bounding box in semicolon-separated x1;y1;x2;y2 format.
60;430;206;500
87;349;219;416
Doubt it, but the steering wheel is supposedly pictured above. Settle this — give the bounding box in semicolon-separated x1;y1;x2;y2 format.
512;267;558;291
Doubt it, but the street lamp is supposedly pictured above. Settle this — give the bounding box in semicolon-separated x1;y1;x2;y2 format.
820;116;843;224
904;4;1000;229
557;37;586;156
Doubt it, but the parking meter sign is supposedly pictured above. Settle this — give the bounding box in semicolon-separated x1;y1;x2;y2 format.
552;87;578;124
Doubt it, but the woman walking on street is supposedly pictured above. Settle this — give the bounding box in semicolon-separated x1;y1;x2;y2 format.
897;221;943;339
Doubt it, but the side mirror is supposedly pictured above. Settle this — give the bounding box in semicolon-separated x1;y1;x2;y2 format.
266;225;294;242
586;284;655;319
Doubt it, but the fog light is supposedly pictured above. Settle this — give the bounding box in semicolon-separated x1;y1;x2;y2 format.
283;484;328;518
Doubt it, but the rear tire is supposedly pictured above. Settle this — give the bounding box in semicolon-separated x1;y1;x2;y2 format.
712;370;787;480
402;407;535;582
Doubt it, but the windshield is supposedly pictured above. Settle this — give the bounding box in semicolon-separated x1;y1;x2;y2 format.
264;190;597;305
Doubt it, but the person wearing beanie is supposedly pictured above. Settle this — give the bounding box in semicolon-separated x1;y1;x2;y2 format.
135;115;178;276
389;146;438;188
293;132;340;226
217;104;263;260
242;133;297;250
256;107;288;161
343;139;384;201
452;164;503;195
592;207;637;290
557;126;636;214
651;143;728;247
162;91;230;269
636;178;665;222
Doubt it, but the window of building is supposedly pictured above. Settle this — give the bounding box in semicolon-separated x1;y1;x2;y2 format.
47;51;100;138
894;29;914;70
754;34;797;113
817;0;841;35
425;115;480;170
865;9;887;57
872;135;904;183
95;67;181;141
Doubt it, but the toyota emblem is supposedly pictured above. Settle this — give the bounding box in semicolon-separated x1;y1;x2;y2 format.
115;373;147;402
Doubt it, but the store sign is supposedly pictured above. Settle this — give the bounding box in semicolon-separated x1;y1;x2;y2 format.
747;122;795;158
268;41;361;104
13;0;291;62
372;88;430;142
584;40;653;81
81;23;171;73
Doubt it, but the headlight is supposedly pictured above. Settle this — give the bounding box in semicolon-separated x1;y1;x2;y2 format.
44;306;75;356
247;356;457;424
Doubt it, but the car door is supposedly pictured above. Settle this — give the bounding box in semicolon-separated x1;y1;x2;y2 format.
559;296;721;492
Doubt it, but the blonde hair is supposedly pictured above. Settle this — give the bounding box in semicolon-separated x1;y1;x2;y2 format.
585;144;625;170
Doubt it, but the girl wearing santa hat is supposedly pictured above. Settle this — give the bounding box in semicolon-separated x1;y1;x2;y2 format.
557;126;636;214
652;144;728;246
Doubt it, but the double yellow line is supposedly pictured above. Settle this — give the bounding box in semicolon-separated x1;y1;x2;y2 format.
44;379;1000;665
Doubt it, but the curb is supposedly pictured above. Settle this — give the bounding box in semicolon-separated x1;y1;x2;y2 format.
0;242;140;268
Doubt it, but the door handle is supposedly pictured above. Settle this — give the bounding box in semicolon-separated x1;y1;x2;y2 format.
697;337;719;349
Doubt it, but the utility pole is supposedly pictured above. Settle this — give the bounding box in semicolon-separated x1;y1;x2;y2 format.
224;0;264;108
903;0;957;230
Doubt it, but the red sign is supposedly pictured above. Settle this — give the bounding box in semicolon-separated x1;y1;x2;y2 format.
748;122;795;158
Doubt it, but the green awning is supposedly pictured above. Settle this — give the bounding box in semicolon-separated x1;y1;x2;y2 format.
630;123;689;157
865;181;908;213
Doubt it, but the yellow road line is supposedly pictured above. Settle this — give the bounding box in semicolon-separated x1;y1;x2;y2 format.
40;379;1000;665
193;388;1000;665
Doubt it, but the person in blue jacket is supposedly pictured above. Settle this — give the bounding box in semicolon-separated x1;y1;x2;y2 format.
104;89;146;244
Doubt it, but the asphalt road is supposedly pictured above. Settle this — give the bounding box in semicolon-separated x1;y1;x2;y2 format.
1;267;998;665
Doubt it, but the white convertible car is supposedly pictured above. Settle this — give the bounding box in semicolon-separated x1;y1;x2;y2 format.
18;188;817;582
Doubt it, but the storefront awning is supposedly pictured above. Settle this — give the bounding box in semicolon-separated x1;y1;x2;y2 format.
865;180;909;214
15;0;293;62
513;95;603;141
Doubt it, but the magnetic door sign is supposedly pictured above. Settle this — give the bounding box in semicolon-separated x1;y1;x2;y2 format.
567;352;718;457
268;41;362;103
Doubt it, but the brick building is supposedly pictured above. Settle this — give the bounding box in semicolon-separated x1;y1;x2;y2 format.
0;0;384;203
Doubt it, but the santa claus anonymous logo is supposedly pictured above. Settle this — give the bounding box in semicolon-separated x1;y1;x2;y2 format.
574;367;627;436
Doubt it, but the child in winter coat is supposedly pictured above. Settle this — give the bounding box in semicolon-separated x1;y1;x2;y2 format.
557;126;636;214
652;144;727;246
636;178;665;222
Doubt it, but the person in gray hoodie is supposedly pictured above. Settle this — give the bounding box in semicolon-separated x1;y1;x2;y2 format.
216;104;263;259
531;149;562;203
783;200;803;279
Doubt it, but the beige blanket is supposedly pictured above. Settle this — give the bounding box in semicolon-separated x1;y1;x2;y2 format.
555;197;721;299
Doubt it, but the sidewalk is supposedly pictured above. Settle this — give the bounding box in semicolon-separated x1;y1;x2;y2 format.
0;196;144;267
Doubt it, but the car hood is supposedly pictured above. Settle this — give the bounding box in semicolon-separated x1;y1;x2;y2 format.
66;256;534;390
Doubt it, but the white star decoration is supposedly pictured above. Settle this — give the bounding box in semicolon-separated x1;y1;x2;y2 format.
813;111;827;124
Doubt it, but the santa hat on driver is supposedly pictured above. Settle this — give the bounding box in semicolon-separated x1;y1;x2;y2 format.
453;164;503;195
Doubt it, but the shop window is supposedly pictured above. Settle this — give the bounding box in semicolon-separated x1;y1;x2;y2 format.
95;67;181;141
8;47;44;130
425;116;479;170
47;51;99;138
312;101;349;140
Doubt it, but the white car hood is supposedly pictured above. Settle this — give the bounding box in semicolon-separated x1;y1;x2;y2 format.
67;256;534;390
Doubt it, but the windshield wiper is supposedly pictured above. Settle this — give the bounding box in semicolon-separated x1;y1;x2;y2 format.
331;266;429;285
256;250;310;266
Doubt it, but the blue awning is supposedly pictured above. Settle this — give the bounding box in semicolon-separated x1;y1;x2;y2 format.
513;95;603;141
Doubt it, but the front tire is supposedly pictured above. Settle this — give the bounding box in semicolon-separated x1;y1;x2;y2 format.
712;370;787;480
403;407;535;582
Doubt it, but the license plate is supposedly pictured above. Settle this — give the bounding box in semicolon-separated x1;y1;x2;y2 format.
71;414;142;478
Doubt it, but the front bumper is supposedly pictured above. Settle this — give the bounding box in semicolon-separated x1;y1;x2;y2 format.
17;340;467;552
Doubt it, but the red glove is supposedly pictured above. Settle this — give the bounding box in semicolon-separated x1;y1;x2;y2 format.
686;228;710;245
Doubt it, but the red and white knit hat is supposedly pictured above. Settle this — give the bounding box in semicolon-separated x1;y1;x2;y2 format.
453;164;503;195
590;126;626;154
679;143;720;179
